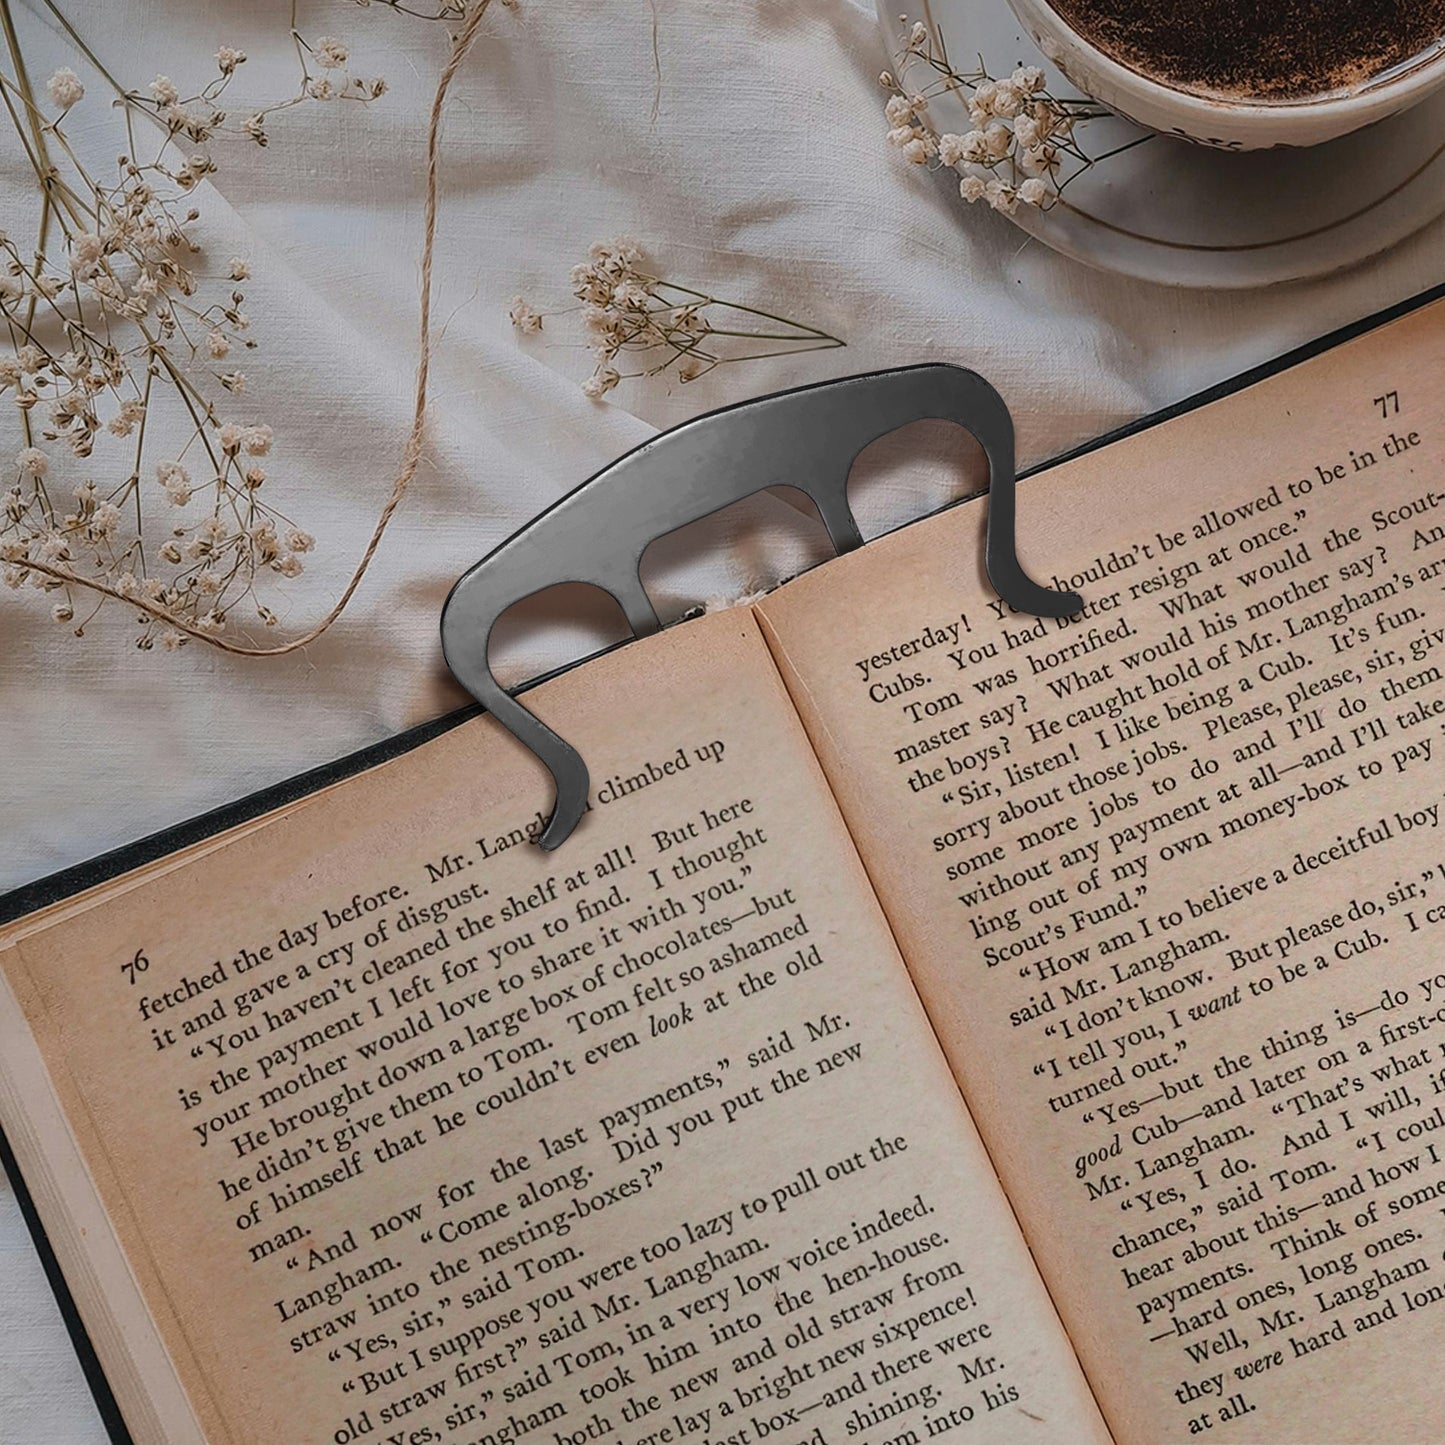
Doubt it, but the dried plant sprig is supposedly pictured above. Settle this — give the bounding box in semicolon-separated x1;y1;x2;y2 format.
883;17;1130;214
510;239;844;397
0;0;498;652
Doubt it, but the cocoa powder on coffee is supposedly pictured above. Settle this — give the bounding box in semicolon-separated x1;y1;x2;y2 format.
1047;0;1445;100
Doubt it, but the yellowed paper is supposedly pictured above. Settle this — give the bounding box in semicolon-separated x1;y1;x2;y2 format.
2;610;1107;1445
756;301;1445;1444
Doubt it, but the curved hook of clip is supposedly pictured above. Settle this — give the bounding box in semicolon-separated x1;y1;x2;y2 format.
440;364;1082;851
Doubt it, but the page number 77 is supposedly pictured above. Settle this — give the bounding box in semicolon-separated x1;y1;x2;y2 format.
1374;390;1401;418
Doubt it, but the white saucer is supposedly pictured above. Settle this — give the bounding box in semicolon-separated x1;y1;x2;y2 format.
878;0;1445;288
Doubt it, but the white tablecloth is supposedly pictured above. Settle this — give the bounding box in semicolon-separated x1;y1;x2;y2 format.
3;0;1443;1437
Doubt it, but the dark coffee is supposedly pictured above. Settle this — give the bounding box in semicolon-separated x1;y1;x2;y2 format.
1047;0;1445;101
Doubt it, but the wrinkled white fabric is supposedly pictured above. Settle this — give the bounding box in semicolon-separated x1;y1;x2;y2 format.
3;0;1443;1435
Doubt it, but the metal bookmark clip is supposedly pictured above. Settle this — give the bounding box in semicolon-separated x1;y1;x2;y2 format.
440;364;1083;850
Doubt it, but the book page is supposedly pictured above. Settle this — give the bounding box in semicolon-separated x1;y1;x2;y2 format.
755;300;1445;1445
0;609;1108;1445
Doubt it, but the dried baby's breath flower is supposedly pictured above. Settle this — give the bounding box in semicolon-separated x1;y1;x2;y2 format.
508;296;542;333
883;19;1109;213
581;365;619;400
46;67;84;109
314;37;349;70
155;461;192;506
514;240;844;398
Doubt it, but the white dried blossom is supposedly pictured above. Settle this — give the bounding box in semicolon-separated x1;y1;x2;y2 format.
1013;65;1046;94
228;257;251;281
885;94;913;127
1018;178;1049;207
937;133;965;167
285;528;315;553
614;279;654;310
991;80;1022;117
206;330;230;359
216;422;245;454
582;365;620;400
984;178;1018;213
960;130;989;163
958;173;988;204
508;296;543;333
306;77;339;102
51;601;73;623
155;460;192;506
274;552;304;578
89;502;121;540
220;371;247;393
70;232;104;271
215;46;247;74
901;136;929;165
907;21;928;49
160;628;186;650
106;398;146;437
523;239;841;398
0;357;19;388
149;75;179;104
243;423;273;456
314;36;349;69
984;123;1012;159
243;465;266;488
161;104;214;142
16;446;48;477
46;68;84;109
195;569;222;595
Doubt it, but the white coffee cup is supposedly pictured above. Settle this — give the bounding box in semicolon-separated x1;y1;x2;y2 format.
1007;0;1445;149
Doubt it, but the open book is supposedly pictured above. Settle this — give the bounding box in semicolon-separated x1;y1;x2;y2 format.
5;289;1445;1445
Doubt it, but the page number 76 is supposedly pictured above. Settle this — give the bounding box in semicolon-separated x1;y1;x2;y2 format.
1374;390;1400;417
